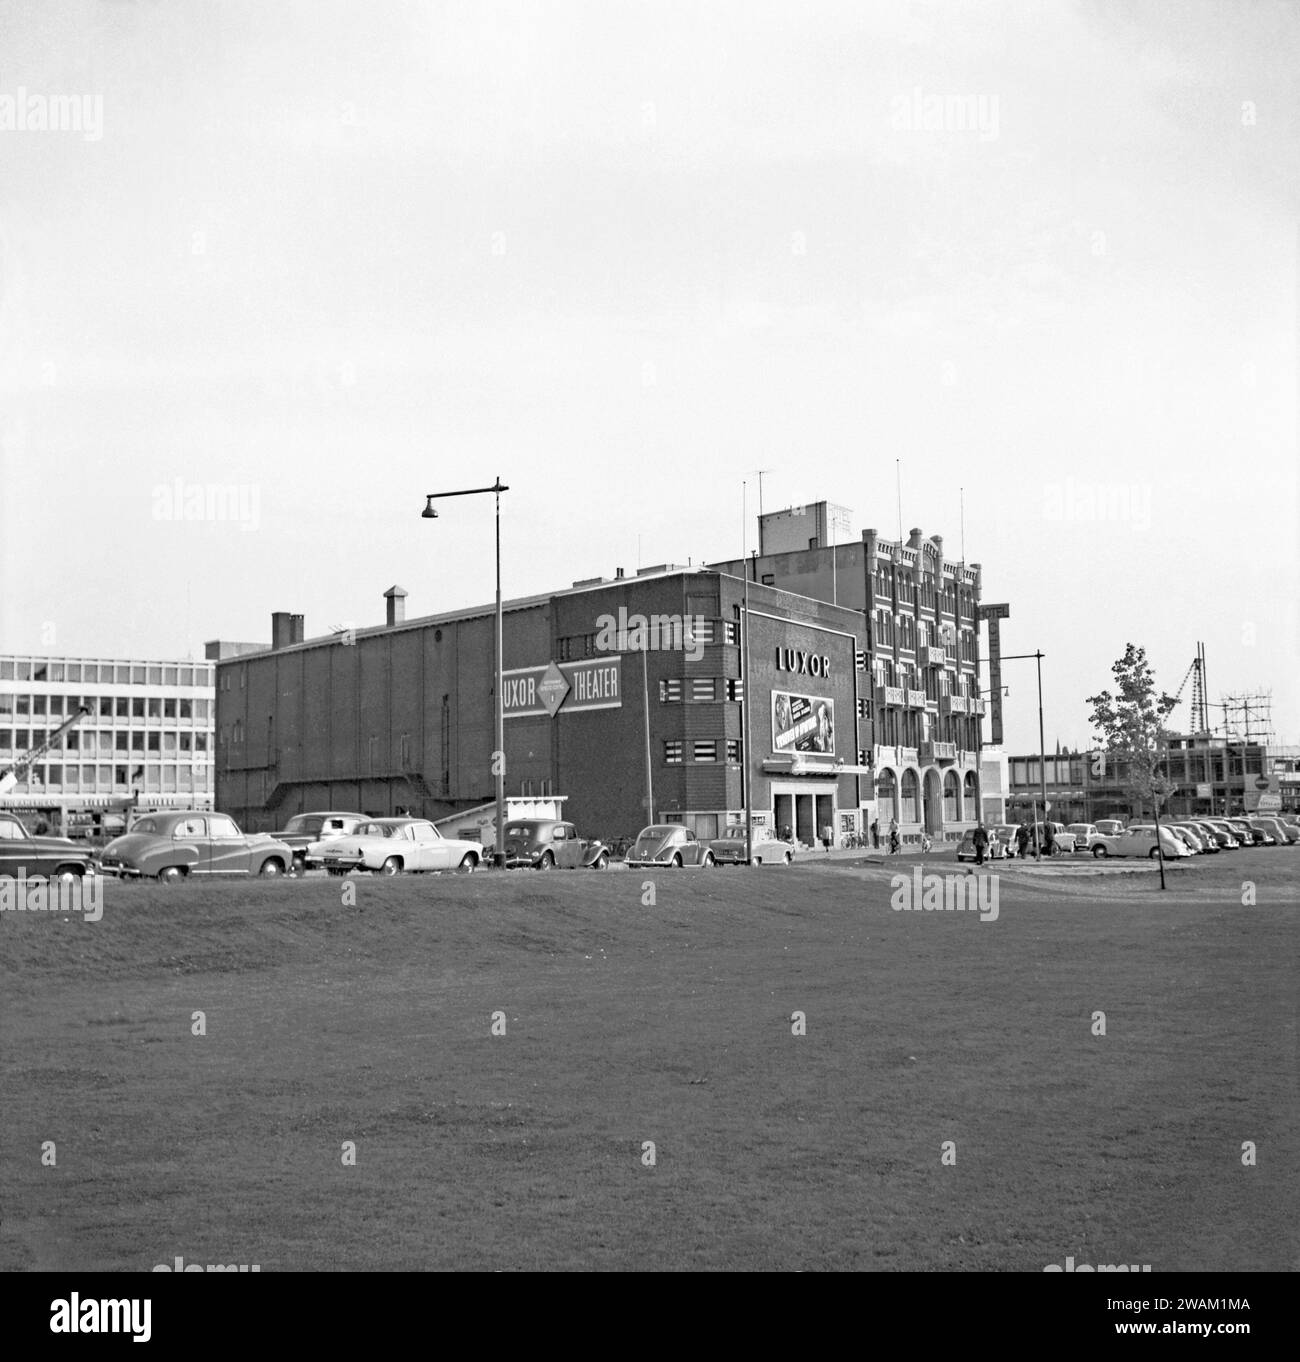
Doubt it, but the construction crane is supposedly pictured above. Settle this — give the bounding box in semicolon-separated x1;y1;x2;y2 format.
1168;643;1209;734
0;706;90;794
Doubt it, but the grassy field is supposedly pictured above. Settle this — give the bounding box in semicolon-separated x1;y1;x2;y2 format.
1;850;1296;1271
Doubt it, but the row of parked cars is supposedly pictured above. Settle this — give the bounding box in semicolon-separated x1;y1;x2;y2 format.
0;808;801;884
956;814;1300;863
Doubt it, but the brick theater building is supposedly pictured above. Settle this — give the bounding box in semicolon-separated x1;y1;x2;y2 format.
213;569;873;847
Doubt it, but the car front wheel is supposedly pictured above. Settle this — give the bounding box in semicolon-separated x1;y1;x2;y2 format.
670;855;682;868
259;858;283;877
379;857;402;876
594;853;609;870
1148;847;1161;859
1092;845;1108;858
538;852;555;870
456;854;477;873
703;853;716;867
158;865;185;885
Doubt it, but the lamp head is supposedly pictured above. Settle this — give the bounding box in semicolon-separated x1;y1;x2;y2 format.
421;496;438;519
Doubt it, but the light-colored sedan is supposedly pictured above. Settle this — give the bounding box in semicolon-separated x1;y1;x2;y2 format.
625;824;716;869
1066;823;1105;852
1092;826;1192;860
309;818;482;875
708;827;796;865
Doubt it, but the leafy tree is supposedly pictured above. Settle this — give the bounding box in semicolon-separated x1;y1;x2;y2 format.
1086;644;1178;817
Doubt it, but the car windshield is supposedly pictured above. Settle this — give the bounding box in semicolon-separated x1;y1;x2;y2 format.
130;818;159;834
285;816;323;836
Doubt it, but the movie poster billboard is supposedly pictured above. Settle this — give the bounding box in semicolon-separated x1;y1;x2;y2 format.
772;691;835;755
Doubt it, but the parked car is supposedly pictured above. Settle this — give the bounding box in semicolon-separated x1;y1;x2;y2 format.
1066;823;1106;852
1201;820;1242;849
1242;818;1278;845
708;826;796;865
992;825;1022;857
1092;826;1192;860
502;819;609;870
0;812;98;880
1169;822;1216;853
308;818;482;875
273;811;368;874
955;827;1011;862
1094;819;1126;837
625;824;716;868
1166;825;1203;854
1027;821;1077;854
98;812;293;882
1226;818;1267;846
1252;816;1297;845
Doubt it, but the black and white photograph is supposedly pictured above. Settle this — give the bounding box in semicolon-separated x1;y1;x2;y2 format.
1;0;1296;1318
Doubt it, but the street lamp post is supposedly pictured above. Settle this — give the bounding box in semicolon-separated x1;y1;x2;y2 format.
1001;651;1047;860
422;477;509;869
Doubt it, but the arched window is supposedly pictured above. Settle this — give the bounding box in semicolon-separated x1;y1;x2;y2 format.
901;769;920;823
876;769;897;824
963;769;979;815
944;770;960;821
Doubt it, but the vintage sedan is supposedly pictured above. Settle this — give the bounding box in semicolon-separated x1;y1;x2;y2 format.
98;812;293;882
273;811;368;874
625;824;716;869
501;819;610;870
309;817;482;875
1091;826;1192;860
707;827;796;866
0;812;98;880
955;828;1011;862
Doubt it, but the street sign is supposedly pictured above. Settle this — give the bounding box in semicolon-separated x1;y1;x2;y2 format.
537;662;571;718
1254;776;1270;790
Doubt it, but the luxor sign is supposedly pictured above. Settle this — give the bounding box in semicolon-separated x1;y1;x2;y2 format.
775;647;831;678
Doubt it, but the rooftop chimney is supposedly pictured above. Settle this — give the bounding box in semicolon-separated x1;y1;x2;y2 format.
290;614;304;644
384;585;408;627
907;527;924;550
271;612;293;651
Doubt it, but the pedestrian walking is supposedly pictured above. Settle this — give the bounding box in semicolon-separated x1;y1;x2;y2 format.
870;818;880;850
1015;822;1030;858
972;821;989;866
1043;822;1057;858
888;819;900;855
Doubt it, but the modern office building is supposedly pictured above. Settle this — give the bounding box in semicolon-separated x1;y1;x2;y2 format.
1004;735;1298;823
0;654;216;834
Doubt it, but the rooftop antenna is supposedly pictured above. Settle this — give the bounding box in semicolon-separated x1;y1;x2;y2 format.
896;459;903;541
960;486;966;563
747;468;773;551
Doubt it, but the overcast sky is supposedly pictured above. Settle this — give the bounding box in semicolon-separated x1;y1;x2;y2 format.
1;0;1296;754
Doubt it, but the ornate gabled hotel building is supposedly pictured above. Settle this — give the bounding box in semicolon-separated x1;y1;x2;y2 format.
711;504;990;838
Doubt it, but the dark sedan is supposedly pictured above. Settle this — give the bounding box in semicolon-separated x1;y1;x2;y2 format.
0;813;97;880
502;819;610;870
99;812;293;883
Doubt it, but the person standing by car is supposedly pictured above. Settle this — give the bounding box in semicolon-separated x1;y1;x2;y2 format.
1042;822;1057;857
987;827;1001;860
1016;822;1030;858
972;822;989;866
